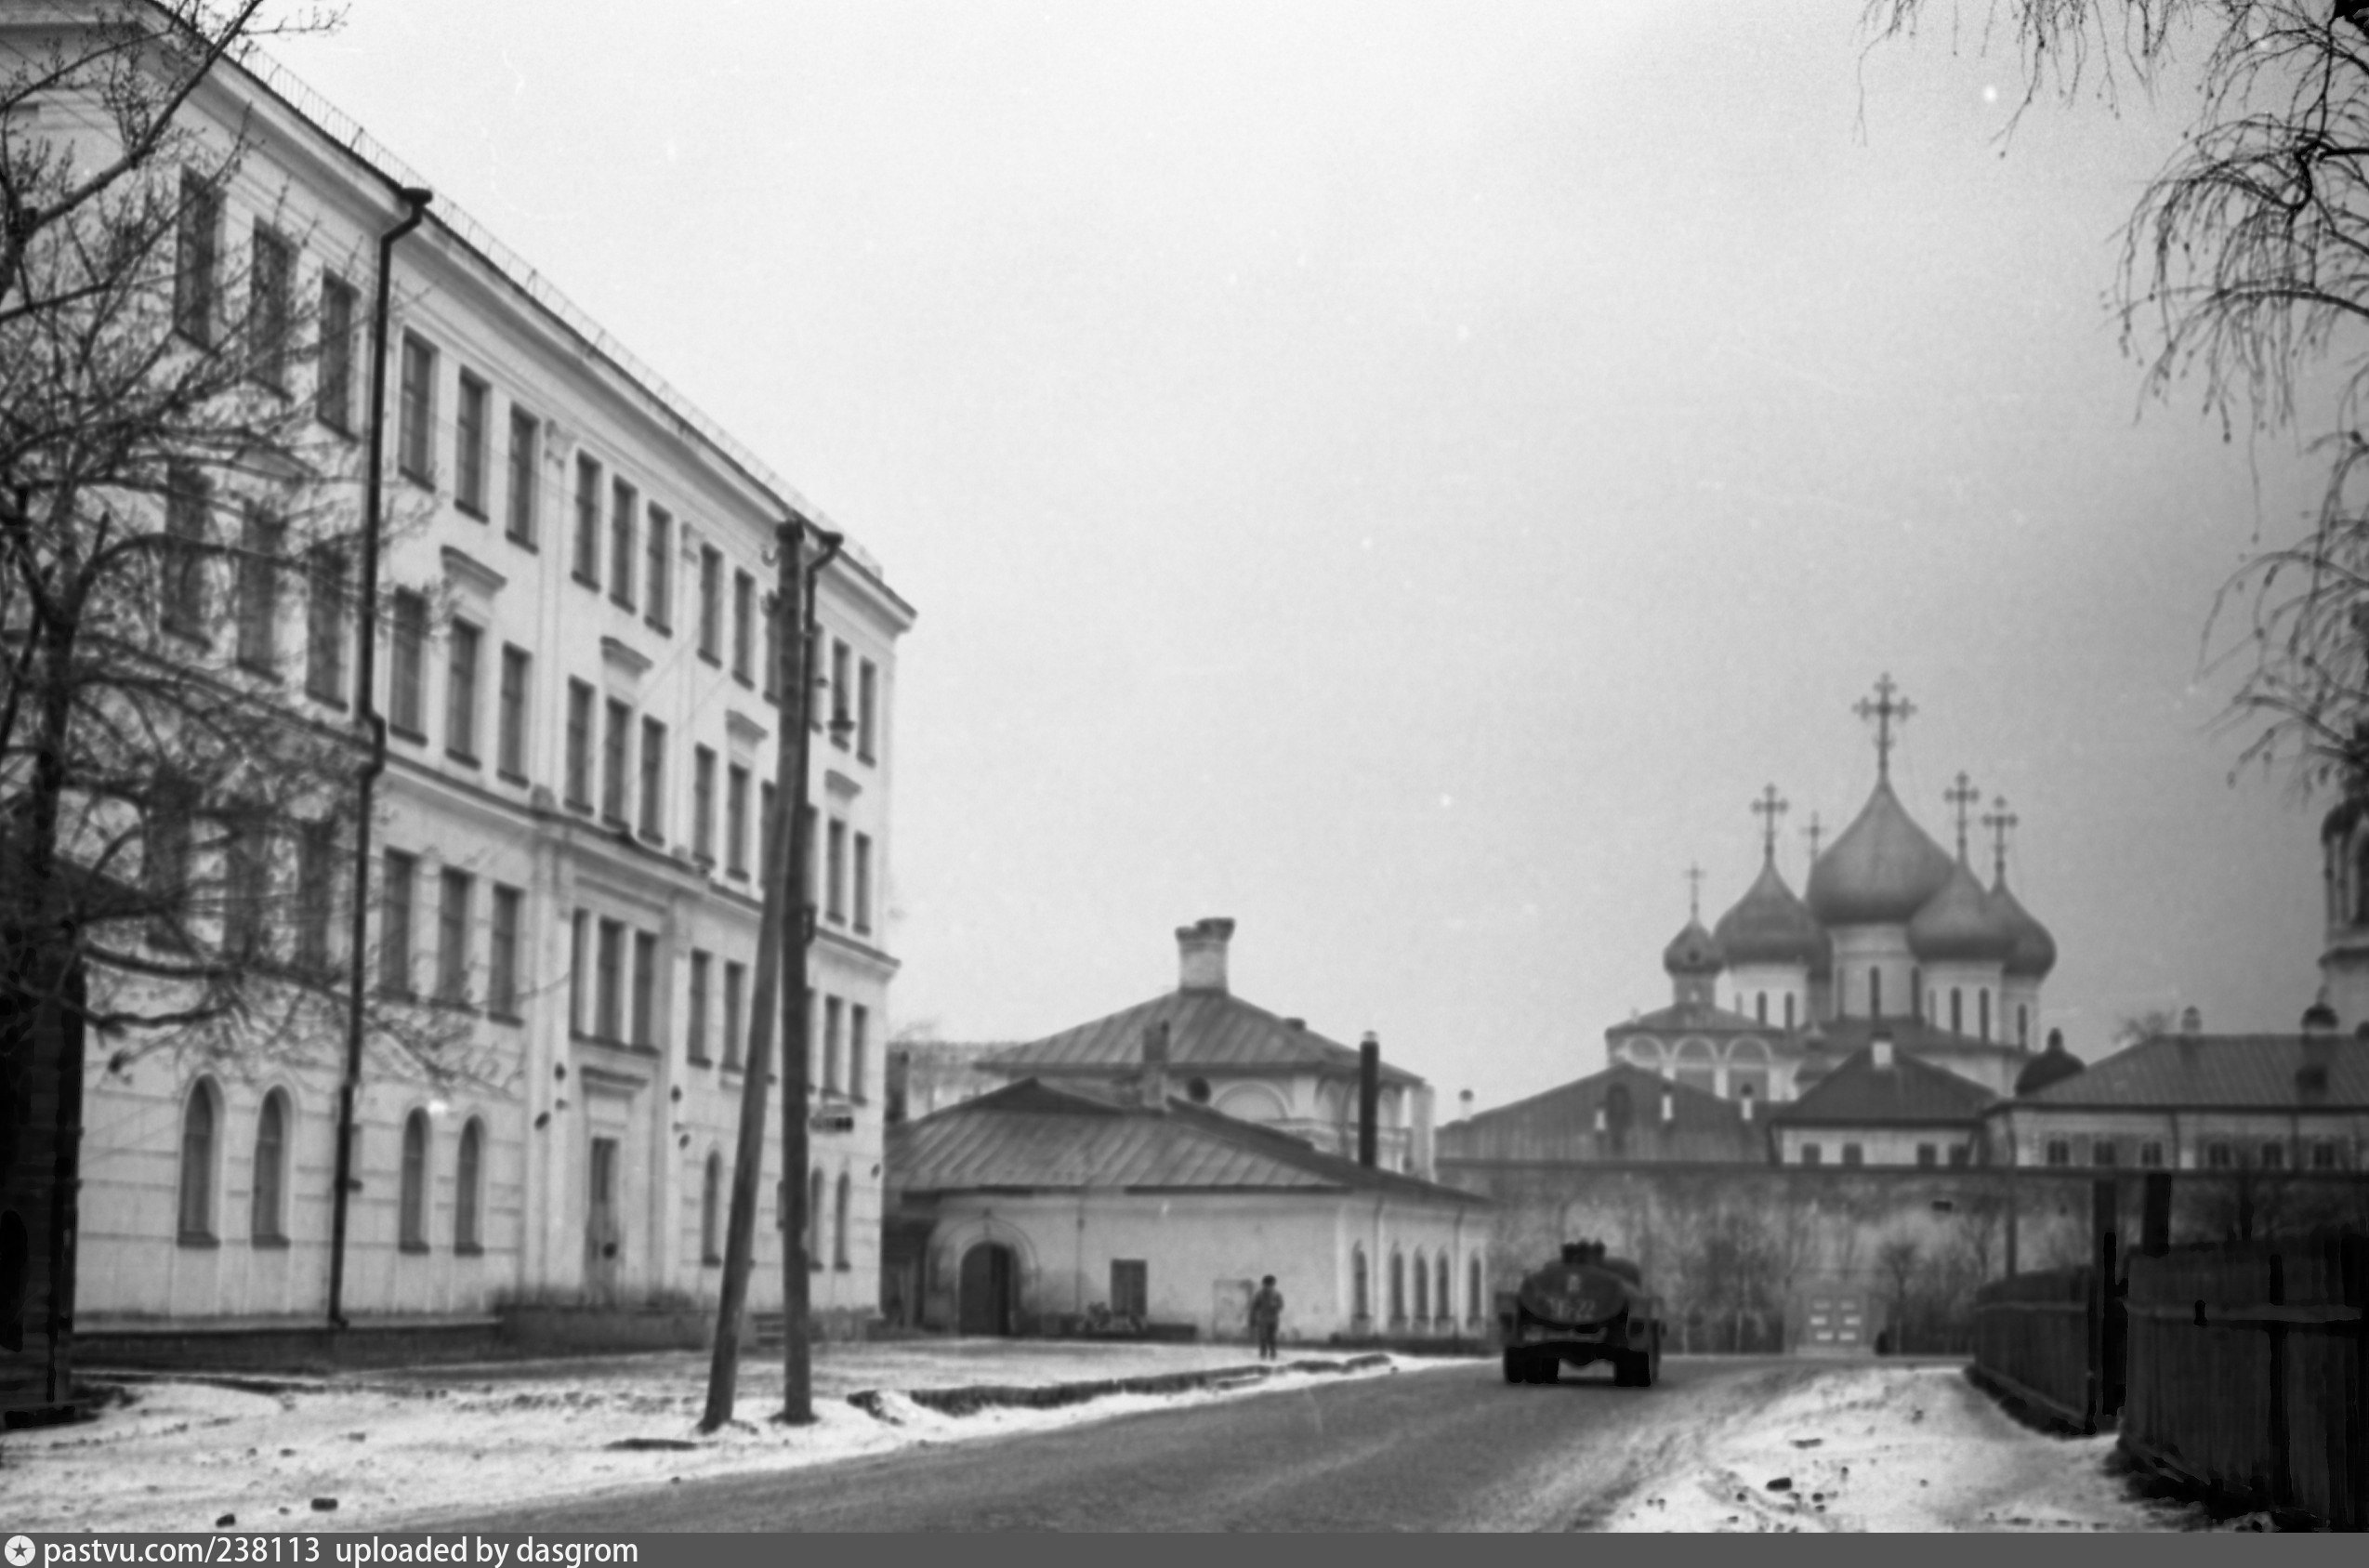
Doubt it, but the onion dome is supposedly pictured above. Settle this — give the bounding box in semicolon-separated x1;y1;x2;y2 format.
2014;1028;2083;1097
1713;861;1826;969
1986;877;2057;980
1907;859;2017;965
1662;917;1725;977
1805;779;1955;928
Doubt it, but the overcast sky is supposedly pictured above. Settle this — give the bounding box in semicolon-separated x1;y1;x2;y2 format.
274;3;2334;1114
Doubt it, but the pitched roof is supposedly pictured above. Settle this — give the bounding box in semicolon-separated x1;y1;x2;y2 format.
888;1079;1486;1206
1437;1063;1766;1164
983;988;1425;1086
1608;1001;1770;1035
1797;1015;2028;1065
2012;1034;2369;1111
1773;1047;1997;1127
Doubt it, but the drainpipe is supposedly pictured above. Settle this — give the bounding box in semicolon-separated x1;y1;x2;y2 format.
328;186;433;1330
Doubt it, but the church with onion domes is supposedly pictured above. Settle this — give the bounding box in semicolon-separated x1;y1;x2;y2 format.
1605;676;2057;1116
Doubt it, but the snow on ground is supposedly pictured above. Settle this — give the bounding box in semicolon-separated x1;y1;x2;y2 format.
1603;1363;2204;1533
0;1342;1430;1534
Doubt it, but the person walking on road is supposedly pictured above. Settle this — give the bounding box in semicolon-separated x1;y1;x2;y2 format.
1249;1274;1284;1361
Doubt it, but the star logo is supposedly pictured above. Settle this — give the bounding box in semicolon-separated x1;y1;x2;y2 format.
6;1535;35;1567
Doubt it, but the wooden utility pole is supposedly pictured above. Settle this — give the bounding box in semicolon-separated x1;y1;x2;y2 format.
779;524;841;1425
699;516;815;1432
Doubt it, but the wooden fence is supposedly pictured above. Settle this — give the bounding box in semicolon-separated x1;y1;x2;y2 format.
2121;1236;2367;1530
1971;1264;2098;1432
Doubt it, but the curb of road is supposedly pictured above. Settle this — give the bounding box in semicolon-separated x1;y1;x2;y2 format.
848;1351;1397;1419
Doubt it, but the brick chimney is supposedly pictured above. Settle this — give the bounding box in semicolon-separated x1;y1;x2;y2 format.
1177;917;1235;993
1138;1020;1172;1110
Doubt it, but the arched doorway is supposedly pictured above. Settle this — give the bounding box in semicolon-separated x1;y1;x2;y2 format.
957;1242;1017;1336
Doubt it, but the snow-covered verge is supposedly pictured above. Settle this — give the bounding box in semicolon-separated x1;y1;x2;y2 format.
0;1342;1435;1533
1602;1364;2207;1533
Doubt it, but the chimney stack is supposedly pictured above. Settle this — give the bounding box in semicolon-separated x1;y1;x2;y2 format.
2179;1006;2203;1036
2302;989;2339;1040
1177;917;1235;993
1358;1032;1380;1167
1140;1021;1171;1111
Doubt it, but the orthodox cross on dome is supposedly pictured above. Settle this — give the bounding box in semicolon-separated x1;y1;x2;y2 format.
1752;784;1788;863
1982;796;2020;884
1684;863;1705;921
1804;810;1824;867
1945;771;1981;861
1853;673;1916;782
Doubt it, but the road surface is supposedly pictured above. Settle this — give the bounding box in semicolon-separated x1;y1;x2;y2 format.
434;1354;1845;1532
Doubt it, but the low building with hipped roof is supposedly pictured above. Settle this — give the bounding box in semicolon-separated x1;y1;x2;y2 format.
880;1030;1491;1343
1769;1034;1995;1167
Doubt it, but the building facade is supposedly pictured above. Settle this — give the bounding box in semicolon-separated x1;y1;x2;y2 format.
30;24;914;1334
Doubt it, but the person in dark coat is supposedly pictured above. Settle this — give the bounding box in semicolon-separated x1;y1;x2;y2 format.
1249;1274;1283;1360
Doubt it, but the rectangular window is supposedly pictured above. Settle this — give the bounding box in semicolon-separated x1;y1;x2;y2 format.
162;464;209;637
1799;1143;1822;1166
602;699;631;825
563;679;595;810
1111;1260;1149;1320
1915;1143;1937;1167
853;833;874;935
825;818;847;923
2047;1140;2073;1166
569;911;587;1035
573;455;601;586
497;644;530;780
2207;1142;2232;1169
2311;1140;2338;1170
388;590;428;736
762;597;781;703
731;571;755;684
305;546;347;704
380;850;416;997
858;661;878;762
296;819;336;973
1840;1143;1863;1167
638;718;666;843
723;960;745;1070
437;868;471;1005
489;884;522;1018
610;478;638;611
316;274;356;432
595;918;624;1041
174;172;219;345
234;504;283;673
221;820;270;961
823;995;843;1093
645;507;672;632
398;332;435;484
1948;1143;1971;1167
725;765;750;879
445;619;481;762
2139;1141;2165;1168
454;371;490;516
801;804;820;903
506;407;539;544
249;225;291;389
699;547;723;663
830;639;852;746
2260;1143;2285;1170
687;950;712;1064
144;779;193;945
850;1004;869;1100
631;930;657;1048
760;782;777;874
692;746;717;865
2093;1140;2119;1167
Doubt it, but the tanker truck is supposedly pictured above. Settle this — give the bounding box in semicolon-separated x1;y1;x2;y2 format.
1496;1240;1664;1387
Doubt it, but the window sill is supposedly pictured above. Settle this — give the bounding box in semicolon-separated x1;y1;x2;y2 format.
455;501;487;522
857;751;876;767
610;596;637;614
234;658;283;683
564;800;592;817
455;1243;485;1258
486;1010;523;1027
252;1233;290;1250
400;468;436;491
726;870;750;884
388;723;428;745
447;749;481;769
702;1256;723;1269
645;619;671;638
306;690;349;712
698;651;721;668
688;1055;712;1069
505;531;538;553
833;1261;852;1273
399;1240;430;1255
731;674;754;690
378;987;416;1004
572;572;601;592
178;1232;220;1250
638;829;665;847
318;415;354;440
829;736;850;752
497;769;529;787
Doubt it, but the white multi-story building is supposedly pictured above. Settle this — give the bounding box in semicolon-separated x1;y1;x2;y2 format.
30;22;914;1337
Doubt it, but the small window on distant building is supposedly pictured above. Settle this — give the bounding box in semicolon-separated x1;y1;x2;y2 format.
2093;1140;2118;1167
2311;1140;2339;1170
1783;993;1796;1029
1841;1143;1863;1167
2259;1142;2284;1170
2207;1142;2233;1169
1756;993;1768;1025
1948;1143;1971;1167
1800;1143;1823;1166
1111;1259;1148;1319
2139;1141;2165;1168
2046;1140;2072;1166
1186;1077;1211;1103
1915;1143;1937;1167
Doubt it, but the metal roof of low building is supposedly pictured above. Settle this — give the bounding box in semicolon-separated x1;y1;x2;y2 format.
2007;1034;2369;1111
1437;1063;1766;1164
983;990;1426;1086
1607;1001;1774;1036
1771;1047;1998;1127
888;1079;1486;1204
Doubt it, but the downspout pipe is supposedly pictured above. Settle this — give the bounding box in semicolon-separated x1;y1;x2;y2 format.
328;186;433;1331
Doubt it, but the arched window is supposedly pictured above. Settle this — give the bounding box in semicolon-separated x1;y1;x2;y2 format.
250;1089;288;1244
178;1079;219;1243
806;1167;824;1262
1910;968;1922;1019
701;1153;723;1265
1979;989;1992;1042
1468;1255;1484;1323
1755;992;1768;1024
399;1109;429;1251
454;1117;484;1253
1950;988;1962;1034
2018;1005;2030;1048
1783;993;1796;1029
833;1171;852;1268
1388;1250;1406;1324
1869;968;1883;1018
1434;1254;1450;1324
1412;1249;1428;1322
1351;1245;1369;1321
